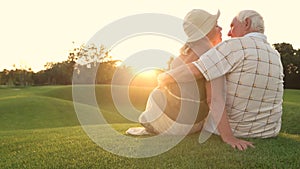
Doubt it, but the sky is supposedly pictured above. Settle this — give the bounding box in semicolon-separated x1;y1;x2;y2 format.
1;0;300;72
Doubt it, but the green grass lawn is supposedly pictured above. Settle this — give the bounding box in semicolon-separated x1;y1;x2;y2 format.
0;85;299;168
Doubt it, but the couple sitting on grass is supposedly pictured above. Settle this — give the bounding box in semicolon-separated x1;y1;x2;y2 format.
126;9;284;151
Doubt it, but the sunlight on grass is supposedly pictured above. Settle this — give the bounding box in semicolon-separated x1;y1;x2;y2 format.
0;95;25;101
280;133;300;142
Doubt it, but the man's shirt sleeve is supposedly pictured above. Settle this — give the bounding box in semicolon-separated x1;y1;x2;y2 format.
193;39;244;81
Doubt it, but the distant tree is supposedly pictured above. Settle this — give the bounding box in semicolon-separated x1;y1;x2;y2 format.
32;70;48;85
33;50;78;86
73;43;132;85
0;65;34;87
274;43;300;89
112;65;134;85
0;69;7;85
41;60;75;85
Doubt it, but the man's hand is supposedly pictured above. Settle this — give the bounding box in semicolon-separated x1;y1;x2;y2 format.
216;108;255;151
222;135;255;151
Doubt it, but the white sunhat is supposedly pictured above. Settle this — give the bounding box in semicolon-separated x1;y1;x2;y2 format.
183;9;220;42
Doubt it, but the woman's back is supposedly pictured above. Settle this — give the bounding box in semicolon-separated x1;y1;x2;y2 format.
164;51;209;124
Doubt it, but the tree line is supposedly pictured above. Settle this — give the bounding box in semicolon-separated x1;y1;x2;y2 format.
0;44;135;87
0;42;299;89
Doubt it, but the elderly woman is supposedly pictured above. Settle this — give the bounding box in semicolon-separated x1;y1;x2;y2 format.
127;9;222;135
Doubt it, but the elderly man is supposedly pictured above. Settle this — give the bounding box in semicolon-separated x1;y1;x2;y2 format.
158;10;284;151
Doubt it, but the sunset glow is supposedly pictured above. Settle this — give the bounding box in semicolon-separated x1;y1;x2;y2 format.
138;70;158;79
130;69;162;87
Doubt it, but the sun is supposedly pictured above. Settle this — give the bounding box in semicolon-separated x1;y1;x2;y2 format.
130;69;163;87
138;70;157;78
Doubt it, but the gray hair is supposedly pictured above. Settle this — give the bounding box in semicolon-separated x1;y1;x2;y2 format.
236;10;264;33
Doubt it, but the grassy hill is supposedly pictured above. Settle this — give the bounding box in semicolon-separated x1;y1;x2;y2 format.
0;85;299;168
